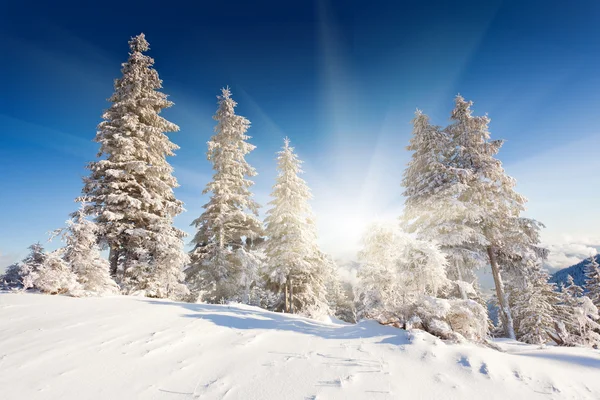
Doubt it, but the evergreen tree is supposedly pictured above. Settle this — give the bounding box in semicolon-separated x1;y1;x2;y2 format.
187;88;263;302
584;255;600;309
557;279;600;347
574;296;600;347
564;274;584;299
401;110;486;295
1;262;23;288
554;280;600;347
263;138;329;317
20;243;46;290
35;249;81;295
356;222;449;321
62;205;119;295
500;217;550;337
445;96;531;339
513;268;556;345
80;33;188;298
322;255;354;322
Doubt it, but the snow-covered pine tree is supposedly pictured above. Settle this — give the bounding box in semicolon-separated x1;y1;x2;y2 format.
62;204;119;295
263;138;330;318
554;276;600;347
584;255;600;309
564;274;584;299
513;268;556;345
20;242;46;290
401;110;487;297
322;255;354;322
445;95;531;340
356;222;450;320
573;296;600;347
552;284;577;346
499;217;550;338
35;249;81;295
79;33;188;298
187;88;263;303
1;262;23;288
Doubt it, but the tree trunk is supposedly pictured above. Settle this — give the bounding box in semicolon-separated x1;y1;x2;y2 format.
108;246;119;280
487;245;516;339
290;278;294;314
284;278;289;313
455;260;467;300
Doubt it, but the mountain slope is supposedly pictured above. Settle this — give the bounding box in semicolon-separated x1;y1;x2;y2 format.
551;254;600;288
1;293;599;399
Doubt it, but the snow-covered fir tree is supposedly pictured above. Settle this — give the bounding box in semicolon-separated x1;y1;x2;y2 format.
584;255;600;309
35;249;80;295
79;33;188;298
19;242;46;290
511;268;556;345
554;276;600;347
322;255;354;322
1;262;23;288
356;222;449;319
499;217;550;339
572;296;600;347
187;88;263;303
401;110;486;297
444;95;532;339
552;285;577;346
61;204;119;295
263;138;330;318
564;275;584;299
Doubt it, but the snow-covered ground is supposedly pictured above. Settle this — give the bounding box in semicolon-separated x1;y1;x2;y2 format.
1;293;599;399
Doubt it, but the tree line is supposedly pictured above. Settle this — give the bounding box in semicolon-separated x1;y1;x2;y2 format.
2;33;599;347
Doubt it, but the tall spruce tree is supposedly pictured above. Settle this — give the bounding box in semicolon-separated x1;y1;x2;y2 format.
80;33;188;298
264;138;329;317
401;109;487;299
187;88;263;302
445;96;531;339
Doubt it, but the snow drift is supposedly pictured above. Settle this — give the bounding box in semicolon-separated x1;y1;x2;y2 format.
1;293;600;399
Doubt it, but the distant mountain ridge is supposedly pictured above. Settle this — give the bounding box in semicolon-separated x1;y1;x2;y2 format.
550;254;600;288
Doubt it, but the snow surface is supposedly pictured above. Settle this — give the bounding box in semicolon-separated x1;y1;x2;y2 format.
1;293;600;399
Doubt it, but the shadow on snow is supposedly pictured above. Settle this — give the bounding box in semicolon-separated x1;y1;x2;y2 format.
142;299;411;346
517;352;600;370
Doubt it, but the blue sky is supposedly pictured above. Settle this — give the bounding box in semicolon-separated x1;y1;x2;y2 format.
1;0;599;272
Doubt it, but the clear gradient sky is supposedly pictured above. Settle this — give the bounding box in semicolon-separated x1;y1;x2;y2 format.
1;0;599;273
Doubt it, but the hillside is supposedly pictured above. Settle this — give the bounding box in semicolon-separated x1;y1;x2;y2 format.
550;254;600;288
1;293;600;399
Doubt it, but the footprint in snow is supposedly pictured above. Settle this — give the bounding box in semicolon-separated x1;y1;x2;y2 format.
479;363;490;376
457;356;471;368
